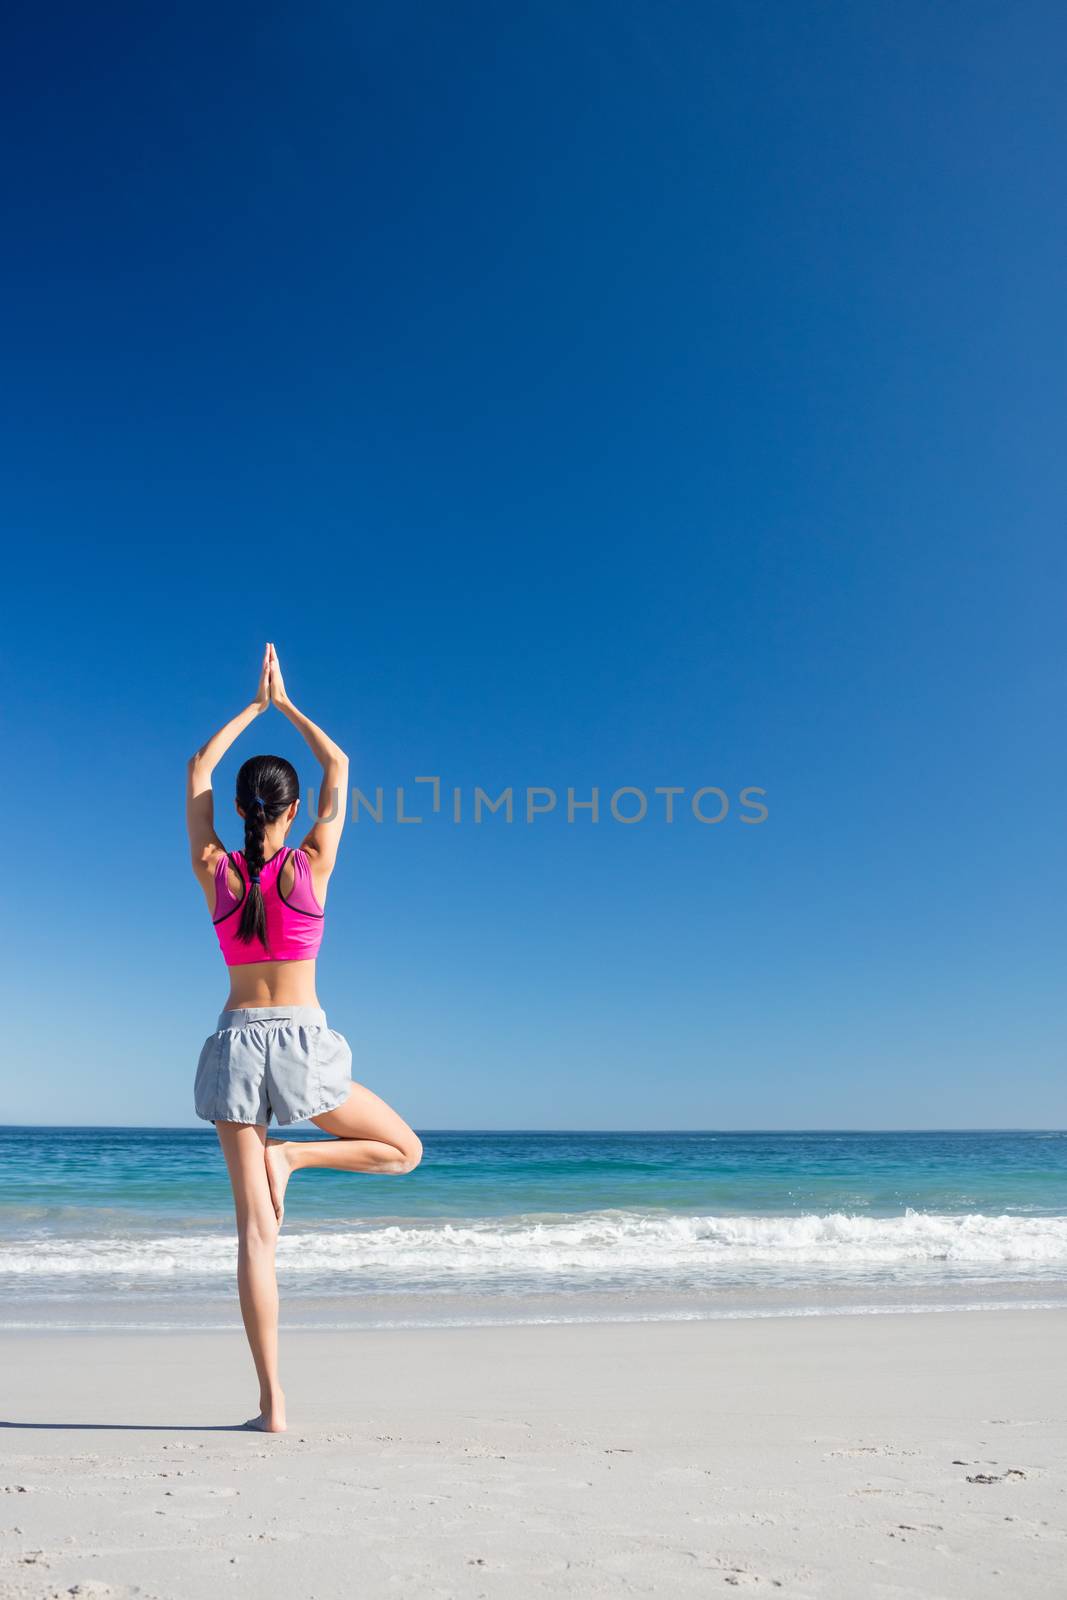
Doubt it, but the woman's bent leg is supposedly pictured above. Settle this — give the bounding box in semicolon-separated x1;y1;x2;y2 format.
265;1081;422;1218
216;1121;287;1433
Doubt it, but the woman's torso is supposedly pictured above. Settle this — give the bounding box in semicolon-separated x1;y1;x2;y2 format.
211;847;329;1010
224;957;320;1010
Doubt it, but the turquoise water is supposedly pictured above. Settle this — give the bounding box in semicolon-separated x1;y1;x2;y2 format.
2;1127;1066;1326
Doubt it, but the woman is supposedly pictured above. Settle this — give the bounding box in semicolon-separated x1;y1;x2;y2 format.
186;643;422;1432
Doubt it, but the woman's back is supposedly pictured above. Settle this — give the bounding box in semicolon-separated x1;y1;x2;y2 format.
212;845;326;1008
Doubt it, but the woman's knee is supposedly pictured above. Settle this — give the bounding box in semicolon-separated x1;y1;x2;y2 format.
237;1208;278;1251
396;1132;423;1174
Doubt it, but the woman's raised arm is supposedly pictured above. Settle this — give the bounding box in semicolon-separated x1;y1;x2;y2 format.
185;643;272;874
268;644;349;873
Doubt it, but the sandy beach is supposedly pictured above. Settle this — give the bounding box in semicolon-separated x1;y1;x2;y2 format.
1;1308;1063;1599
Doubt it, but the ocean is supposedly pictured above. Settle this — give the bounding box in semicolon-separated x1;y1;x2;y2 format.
2;1126;1066;1329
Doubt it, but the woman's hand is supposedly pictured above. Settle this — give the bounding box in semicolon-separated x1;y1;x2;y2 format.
254;642;272;713
268;643;290;709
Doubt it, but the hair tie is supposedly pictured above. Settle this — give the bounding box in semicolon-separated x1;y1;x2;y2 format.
253;793;265;808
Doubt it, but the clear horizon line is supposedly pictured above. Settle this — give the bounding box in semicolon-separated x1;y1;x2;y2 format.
2;1123;1064;1136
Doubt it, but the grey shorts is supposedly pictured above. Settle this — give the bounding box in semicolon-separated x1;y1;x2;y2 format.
194;1006;353;1127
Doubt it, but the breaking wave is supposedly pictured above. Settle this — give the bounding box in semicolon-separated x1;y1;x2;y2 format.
3;1208;1067;1295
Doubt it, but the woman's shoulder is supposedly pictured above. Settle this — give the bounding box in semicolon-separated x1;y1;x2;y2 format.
208;847;243;874
195;841;235;875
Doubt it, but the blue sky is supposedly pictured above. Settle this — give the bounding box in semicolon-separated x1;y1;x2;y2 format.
2;1;1064;1128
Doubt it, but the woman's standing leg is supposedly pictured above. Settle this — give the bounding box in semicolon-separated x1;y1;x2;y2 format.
216;1121;287;1433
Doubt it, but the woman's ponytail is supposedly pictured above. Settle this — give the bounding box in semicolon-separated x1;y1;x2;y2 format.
234;755;300;949
238;795;269;947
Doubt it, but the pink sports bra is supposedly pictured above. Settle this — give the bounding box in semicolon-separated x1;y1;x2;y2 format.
212;848;325;966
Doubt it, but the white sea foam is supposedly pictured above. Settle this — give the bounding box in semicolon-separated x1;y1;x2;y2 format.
3;1209;1067;1284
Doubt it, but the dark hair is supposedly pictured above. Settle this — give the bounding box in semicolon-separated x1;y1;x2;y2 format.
234;755;300;948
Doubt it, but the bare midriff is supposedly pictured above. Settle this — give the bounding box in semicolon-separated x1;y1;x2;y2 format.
224;959;320;1011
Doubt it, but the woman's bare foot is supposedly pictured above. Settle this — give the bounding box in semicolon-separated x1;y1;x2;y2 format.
244;1385;287;1433
243;1408;287;1433
264;1140;295;1224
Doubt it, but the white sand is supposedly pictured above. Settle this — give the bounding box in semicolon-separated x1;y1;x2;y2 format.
1;1309;1064;1598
